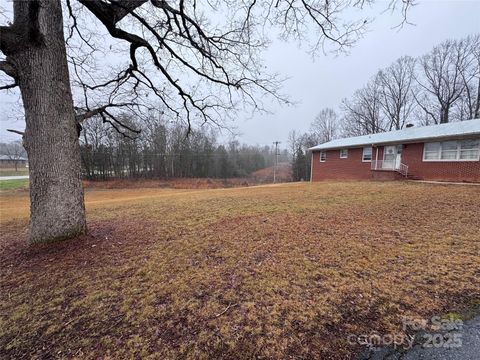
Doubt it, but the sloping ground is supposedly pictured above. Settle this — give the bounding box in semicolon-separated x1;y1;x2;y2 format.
0;182;479;359
250;162;292;183
83;177;252;190
2;177;255;193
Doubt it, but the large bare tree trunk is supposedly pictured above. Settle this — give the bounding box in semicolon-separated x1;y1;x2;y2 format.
440;106;450;124
7;0;86;243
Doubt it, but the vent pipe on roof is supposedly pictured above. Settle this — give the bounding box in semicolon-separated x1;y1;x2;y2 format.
405;124;414;128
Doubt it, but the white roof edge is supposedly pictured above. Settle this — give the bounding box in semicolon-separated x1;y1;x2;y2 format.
309;119;480;151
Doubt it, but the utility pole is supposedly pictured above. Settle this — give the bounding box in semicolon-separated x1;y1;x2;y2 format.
273;141;280;183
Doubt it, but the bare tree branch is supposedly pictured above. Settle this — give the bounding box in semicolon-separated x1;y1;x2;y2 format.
61;0;416;138
0;25;20;54
0;60;17;78
7;128;25;136
75;102;141;122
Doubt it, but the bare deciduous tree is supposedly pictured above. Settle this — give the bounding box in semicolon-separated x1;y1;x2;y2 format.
0;0;413;243
455;34;480;120
310;108;340;143
1;140;27;171
287;130;300;159
341;77;385;136
414;37;473;124
377;56;416;130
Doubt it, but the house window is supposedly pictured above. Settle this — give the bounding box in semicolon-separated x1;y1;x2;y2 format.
340;149;348;158
362;147;372;162
440;141;458;160
424;142;441;160
320;151;326;162
460;139;480;160
423;139;480;161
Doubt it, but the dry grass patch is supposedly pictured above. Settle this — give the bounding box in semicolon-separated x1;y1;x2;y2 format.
83;177;252;190
1;182;479;359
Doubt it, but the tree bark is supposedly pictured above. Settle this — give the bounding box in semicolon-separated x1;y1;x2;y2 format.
440;106;450;124
475;77;480;119
9;0;86;243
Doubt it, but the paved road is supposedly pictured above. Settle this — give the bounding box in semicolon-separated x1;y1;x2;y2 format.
359;316;480;360
401;316;480;360
0;175;29;181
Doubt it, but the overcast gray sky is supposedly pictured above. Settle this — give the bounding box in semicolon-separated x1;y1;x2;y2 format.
1;0;479;146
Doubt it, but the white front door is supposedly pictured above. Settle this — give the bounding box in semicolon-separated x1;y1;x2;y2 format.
383;146;397;170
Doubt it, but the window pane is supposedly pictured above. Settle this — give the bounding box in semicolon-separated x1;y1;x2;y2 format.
442;141;458;151
424;151;439;160
320;151;326;161
425;142;440;152
441;150;458;160
440;141;459;160
424;142;440;160
460;149;479;159
340;149;348;158
460;139;480;150
363;147;372;160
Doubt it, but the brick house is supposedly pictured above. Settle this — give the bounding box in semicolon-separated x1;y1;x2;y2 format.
309;119;480;182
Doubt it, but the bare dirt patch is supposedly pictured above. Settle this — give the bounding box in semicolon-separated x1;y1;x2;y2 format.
1;182;479;359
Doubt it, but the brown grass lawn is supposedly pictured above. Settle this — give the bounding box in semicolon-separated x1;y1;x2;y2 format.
1;182;479;359
0;168;29;177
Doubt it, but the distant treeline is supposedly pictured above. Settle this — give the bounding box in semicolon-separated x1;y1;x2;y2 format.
80;117;288;180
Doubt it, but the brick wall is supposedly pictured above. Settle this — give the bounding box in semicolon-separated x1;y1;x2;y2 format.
371;170;404;181
311;148;373;181
311;142;480;182
401;142;480;182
